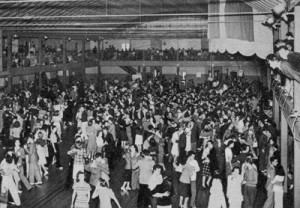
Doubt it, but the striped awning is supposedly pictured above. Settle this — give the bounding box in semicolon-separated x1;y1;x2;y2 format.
243;0;286;13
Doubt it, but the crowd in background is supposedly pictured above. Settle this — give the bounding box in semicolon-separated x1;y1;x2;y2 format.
0;68;294;208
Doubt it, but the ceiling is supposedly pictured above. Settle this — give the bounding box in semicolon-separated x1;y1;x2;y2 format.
0;0;209;39
0;0;293;39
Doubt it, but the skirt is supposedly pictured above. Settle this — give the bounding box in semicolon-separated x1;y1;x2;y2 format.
124;169;132;182
179;182;191;197
202;162;211;177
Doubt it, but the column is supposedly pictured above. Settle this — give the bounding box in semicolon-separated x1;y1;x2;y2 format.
0;30;3;71
293;6;300;208
62;38;67;88
280;111;288;192
7;34;12;91
82;39;85;62
38;36;43;91
273;96;280;130
97;39;101;78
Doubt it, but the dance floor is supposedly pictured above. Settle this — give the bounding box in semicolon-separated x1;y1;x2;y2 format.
1;125;293;208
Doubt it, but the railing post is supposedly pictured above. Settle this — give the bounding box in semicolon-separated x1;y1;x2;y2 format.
0;30;3;72
38;35;43;91
7;34;12;92
62;37;67;87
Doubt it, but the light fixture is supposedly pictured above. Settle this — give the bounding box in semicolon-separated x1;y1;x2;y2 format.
67;37;72;41
12;34;18;40
272;1;288;22
43;36;48;40
86;38;90;41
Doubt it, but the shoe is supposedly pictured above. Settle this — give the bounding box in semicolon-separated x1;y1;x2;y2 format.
121;187;126;192
44;171;49;176
36;182;42;185
125;186;131;191
17;190;22;194
58;167;63;170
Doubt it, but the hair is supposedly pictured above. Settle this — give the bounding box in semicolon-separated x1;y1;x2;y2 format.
99;178;108;187
94;152;103;159
186;151;195;159
142;149;150;156
76;171;85;182
232;166;240;173
245;157;253;164
276;165;285;177
153;164;164;174
270;156;278;164
226;140;235;148
266;54;279;62
5;153;14;164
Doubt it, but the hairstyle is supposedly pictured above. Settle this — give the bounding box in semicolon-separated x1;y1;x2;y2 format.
232;166;240;173
5;153;14;164
270;156;278;164
142;149;150;156
186;151;195;159
226;140;234;148
94;152;103;159
76;171;85;182
266;54;279;62
276;165;285;177
245;157;253;164
99;178;108;187
152;164;164;174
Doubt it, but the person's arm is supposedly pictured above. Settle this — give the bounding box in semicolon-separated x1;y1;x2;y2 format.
91;187;98;199
70;190;77;208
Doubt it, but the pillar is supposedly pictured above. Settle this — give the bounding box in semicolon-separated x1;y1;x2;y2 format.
82;39;85;62
0;30;3;71
97;39;101;78
7;34;12;91
38;36;43;91
62;38;67;88
273;95;280;130
280;111;288;192
293;6;300;208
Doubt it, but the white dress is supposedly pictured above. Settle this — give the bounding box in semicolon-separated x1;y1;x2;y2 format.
208;179;227;208
185;129;191;152
171;131;179;157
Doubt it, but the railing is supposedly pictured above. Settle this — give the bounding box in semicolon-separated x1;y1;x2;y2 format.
271;79;300;143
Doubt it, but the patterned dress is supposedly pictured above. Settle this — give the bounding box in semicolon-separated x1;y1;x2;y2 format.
73;182;91;208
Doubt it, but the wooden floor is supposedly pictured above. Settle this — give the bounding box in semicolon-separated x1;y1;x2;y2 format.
2;125;293;208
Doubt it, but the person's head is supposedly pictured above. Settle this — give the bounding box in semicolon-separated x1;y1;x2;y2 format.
186;151;196;161
38;131;43;139
5;152;14;164
76;171;85;182
130;144;138;155
276;165;285;177
75;137;83;148
226;140;235;148
95;152;103;162
270;156;279;167
232;166;240;176
15;139;20;147
207;140;214;149
99;178;108;187
266;54;281;70
152;164;163;175
277;45;289;59
142;149;150;157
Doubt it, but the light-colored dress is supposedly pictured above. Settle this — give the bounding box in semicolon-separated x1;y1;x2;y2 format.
227;174;243;208
171;131;179;157
73;182;91;208
93;186;116;208
208;179;227;208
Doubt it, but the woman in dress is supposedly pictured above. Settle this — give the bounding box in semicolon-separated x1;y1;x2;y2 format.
225;140;234;178
272;165;285;208
92;178;122;208
201;140;214;188
227;166;243;208
71;171;91;208
148;164;164;208
207;175;227;208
